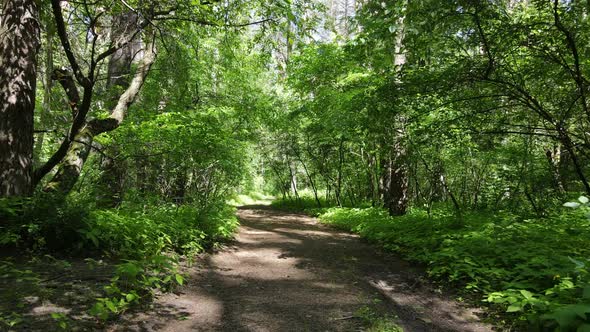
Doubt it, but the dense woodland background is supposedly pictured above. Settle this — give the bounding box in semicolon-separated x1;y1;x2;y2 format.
1;0;590;330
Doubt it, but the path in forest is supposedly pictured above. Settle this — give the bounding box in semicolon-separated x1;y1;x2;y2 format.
115;206;493;332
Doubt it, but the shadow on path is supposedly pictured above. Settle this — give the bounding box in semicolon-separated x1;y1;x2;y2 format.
113;208;493;332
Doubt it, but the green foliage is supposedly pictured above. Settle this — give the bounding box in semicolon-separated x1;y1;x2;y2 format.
7;0;590;330
270;189;372;215
227;192;274;206
270;196;331;216
81;203;237;320
355;305;403;332
0;312;24;329
0;196;239;325
318;206;590;329
0;195;92;251
50;312;69;330
89;255;184;321
0;261;39;330
81;203;238;258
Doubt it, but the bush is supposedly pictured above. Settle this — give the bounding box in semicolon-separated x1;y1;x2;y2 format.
1;195;237;256
270;191;370;216
81;203;238;258
1;196;240;324
0;194;92;251
318;206;590;330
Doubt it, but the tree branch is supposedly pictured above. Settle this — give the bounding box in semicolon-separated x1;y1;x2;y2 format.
51;0;91;88
51;68;80;118
552;0;590;122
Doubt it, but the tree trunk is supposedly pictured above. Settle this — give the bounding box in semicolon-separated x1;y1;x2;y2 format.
44;36;156;194
106;12;140;94
288;158;300;203
545;145;566;194
382;0;409;216
335;137;345;207
0;0;40;197
96;11;139;206
383;130;409;216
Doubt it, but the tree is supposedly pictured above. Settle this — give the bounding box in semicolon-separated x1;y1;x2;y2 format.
0;0;40;197
380;0;409;216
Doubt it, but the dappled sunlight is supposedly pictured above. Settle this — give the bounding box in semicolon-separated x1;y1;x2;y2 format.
310;281;347;290
241;229;275;235
273;227;349;238
370;279;487;332
111;208;492;331
4;0;585;330
29;302;71;316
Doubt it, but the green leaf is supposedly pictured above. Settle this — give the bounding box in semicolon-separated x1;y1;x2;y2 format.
50;312;64;320
545;305;590;327
105;300;118;313
579;196;589;204
519;290;534;300
125;293;138;302
506;303;522;312
564;202;581;208
175;274;184;285
578;324;590;332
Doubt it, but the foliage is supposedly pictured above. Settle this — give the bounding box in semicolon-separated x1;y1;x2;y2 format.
89;254;184;320
270;195;331;216
0;197;239;326
81;203;238;258
4;0;590;330
318;206;590;329
227;192;274;206
355;305;403;332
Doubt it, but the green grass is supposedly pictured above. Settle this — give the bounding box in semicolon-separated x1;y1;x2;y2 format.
270;191;372;216
315;206;590;330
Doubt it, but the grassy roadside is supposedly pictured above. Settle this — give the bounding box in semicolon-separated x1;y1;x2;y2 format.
271;197;590;331
321;208;590;331
0;198;240;331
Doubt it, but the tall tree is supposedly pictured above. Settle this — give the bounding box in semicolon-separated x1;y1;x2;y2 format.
0;0;40;197
380;0;409;216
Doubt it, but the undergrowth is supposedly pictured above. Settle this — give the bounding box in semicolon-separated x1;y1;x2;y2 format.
316;206;590;331
355;305;403;332
270;193;371;216
0;196;239;329
227;192;274;206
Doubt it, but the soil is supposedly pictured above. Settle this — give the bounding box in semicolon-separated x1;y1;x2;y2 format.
113;206;495;332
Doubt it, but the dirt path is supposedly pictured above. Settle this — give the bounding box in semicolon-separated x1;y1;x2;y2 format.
115;206;494;332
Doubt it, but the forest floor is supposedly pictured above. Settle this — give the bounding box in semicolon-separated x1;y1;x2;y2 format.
113;206;495;332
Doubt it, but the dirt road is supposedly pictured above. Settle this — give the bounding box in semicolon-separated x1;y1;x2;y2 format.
116;206;493;332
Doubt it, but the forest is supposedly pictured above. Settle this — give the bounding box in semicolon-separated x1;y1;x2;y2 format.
1;0;590;331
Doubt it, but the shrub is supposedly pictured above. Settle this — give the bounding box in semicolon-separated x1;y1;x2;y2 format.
318;206;590;329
